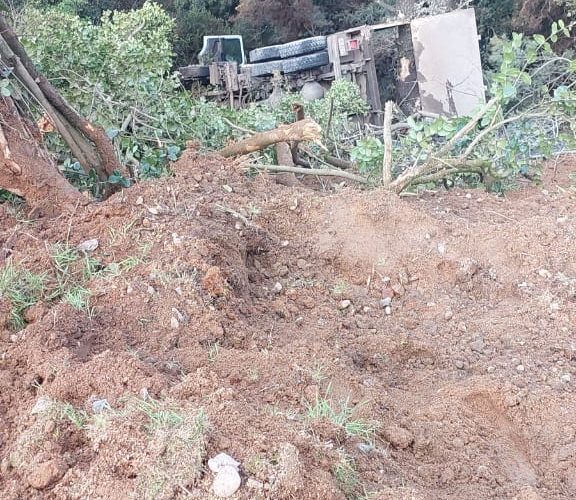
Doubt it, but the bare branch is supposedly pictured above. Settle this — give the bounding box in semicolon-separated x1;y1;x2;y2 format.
247;164;369;184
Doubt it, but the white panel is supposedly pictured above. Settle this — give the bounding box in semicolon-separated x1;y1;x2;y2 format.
411;9;486;117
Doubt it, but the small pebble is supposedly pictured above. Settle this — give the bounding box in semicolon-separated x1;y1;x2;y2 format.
516;365;525;372
538;269;552;278
561;374;571;383
91;399;110;414
470;337;485;354
487;366;495;373
272;282;283;294
444;310;454;321
385;306;392;316
246;478;264;490
77;239;99;253
170;317;179;329
454;360;465;370
339;300;352;310
31;396;53;415
357;442;374;454
380;297;392;308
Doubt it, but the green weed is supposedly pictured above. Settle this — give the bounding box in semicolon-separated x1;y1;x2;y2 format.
0;263;46;330
333;452;363;499
306;387;377;442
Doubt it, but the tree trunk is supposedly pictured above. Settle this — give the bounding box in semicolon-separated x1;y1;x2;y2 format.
0;98;86;214
0;14;123;196
219;118;322;158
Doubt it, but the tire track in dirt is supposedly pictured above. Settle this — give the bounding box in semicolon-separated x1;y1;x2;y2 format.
464;391;538;487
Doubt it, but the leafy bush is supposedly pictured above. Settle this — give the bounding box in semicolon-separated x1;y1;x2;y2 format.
19;1;233;190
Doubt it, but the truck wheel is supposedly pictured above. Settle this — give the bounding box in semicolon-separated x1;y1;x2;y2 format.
278;36;327;59
249;45;281;63
178;65;209;80
282;51;330;73
244;60;283;77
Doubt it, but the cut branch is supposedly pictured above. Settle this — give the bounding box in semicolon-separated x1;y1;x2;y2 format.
219;118;322;158
247;164;368;184
390;97;500;193
382;101;393;187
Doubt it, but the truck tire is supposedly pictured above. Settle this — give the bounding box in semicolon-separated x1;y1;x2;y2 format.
282;51;330;73
278;36;327;59
244;60;283;77
249;45;281;63
178;65;209;80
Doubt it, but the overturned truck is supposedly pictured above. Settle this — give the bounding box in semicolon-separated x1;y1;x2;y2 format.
179;9;486;123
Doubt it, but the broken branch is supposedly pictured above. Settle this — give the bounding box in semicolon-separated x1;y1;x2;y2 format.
219;118;322;158
247;164;368;184
382;101;393;187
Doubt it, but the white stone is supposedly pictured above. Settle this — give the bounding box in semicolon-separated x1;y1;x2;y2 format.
31;396;53;415
208;453;240;473
212;466;242;498
77;239;99;253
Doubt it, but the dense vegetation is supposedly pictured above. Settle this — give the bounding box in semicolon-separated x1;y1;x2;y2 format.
0;0;575;201
10;1;576;66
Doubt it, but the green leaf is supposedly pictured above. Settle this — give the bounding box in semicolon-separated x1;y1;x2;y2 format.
533;34;546;45
106;128;119;139
502;84;517;99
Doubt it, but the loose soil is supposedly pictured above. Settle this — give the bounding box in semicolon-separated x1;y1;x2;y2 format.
1;149;575;499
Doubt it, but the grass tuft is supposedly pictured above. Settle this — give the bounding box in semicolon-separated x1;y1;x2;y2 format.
0;263;46;330
306;387;377;442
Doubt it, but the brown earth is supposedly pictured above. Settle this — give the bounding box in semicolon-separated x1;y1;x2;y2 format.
1;149;576;499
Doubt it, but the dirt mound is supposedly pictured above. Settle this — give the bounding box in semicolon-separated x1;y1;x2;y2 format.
1;151;576;499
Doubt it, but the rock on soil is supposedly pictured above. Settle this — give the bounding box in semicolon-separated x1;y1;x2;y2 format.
212;465;242;498
382;425;414;450
27;459;68;490
208;452;240;473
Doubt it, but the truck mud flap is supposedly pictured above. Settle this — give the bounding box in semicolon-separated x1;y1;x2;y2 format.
282;51;329;73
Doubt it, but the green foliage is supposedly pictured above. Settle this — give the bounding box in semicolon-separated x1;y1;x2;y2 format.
306;388;377;442
20;3;179;188
0;264;46;330
170;0;236;67
333;452;363;500
350;137;383;175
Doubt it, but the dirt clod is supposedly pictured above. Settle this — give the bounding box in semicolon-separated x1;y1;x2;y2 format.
26;459;68;490
382;425;414;450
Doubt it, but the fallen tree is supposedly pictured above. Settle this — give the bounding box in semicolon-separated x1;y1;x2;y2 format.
0;13;123;210
0;98;87;214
